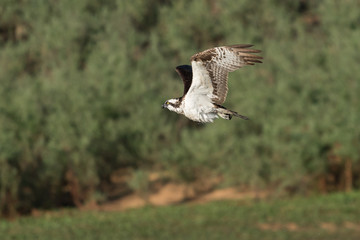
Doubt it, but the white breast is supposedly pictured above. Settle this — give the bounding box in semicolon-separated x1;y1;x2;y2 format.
183;96;218;123
181;61;219;123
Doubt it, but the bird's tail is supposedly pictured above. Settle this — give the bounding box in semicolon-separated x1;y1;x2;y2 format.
216;105;249;120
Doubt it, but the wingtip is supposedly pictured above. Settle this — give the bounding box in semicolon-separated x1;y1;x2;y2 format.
248;59;263;64
228;44;254;48
175;64;192;70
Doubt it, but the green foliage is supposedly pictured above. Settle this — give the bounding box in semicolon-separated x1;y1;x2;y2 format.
1;192;360;240
0;0;359;215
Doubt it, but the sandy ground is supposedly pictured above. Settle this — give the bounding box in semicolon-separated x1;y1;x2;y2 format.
81;183;268;212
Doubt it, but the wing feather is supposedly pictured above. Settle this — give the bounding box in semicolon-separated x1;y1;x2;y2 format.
190;44;262;104
175;65;193;96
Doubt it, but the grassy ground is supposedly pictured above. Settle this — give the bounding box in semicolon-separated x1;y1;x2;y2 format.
1;192;360;240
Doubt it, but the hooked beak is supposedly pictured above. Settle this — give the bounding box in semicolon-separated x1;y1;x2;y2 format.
162;104;167;109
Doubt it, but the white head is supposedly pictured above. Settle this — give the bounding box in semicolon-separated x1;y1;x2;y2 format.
162;98;183;114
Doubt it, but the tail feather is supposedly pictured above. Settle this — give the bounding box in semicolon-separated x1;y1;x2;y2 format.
215;105;249;120
229;110;249;120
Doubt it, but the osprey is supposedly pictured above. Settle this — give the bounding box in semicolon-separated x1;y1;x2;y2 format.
162;44;262;123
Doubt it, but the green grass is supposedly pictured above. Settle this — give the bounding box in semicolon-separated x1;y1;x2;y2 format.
1;192;360;240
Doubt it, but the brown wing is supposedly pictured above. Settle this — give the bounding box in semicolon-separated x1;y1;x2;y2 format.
190;44;262;104
175;65;193;96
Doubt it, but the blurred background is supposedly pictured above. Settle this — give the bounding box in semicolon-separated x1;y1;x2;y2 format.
0;0;359;218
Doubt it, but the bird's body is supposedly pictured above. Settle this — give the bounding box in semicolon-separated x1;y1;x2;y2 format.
162;44;262;123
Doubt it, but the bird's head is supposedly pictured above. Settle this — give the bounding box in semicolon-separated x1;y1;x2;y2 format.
162;98;183;114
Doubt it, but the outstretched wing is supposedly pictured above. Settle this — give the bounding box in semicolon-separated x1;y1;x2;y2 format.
175;65;193;96
189;44;262;105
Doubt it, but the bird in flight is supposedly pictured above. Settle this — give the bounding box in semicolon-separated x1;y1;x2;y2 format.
162;44;262;123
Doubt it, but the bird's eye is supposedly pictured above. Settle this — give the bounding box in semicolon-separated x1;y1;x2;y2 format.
166;101;170;105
